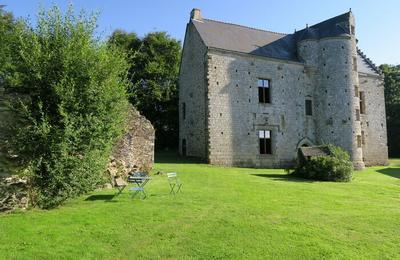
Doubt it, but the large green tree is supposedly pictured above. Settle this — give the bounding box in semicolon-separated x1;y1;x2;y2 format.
4;6;130;208
380;64;400;157
109;30;181;149
0;7;18;78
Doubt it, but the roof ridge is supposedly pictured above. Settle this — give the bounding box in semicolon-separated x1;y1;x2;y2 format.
357;48;381;75
202;18;287;36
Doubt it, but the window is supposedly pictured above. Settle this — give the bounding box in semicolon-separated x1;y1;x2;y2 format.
258;79;270;103
356;109;360;121
357;135;362;148
353;56;357;71
361;131;365;145
350;25;355;35
359;91;365;114
259;130;272;154
182;102;186;120
305;100;313;116
354;86;359;97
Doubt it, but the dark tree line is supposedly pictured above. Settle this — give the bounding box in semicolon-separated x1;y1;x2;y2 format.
108;30;181;150
380;64;400;157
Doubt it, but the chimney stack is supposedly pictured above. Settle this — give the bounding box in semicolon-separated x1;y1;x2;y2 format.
190;8;201;20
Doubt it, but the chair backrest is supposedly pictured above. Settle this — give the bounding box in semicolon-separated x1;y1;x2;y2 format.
167;172;177;178
114;176;127;187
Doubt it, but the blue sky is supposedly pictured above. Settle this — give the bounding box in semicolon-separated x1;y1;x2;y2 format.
3;0;399;65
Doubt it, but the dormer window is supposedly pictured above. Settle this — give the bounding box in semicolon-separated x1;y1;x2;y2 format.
350;25;355;35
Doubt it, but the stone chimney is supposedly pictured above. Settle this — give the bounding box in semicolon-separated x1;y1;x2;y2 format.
190;8;201;20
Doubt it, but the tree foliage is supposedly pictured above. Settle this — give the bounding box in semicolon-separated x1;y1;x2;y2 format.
380;64;400;157
3;6;130;208
108;30;181;149
0;7;19;79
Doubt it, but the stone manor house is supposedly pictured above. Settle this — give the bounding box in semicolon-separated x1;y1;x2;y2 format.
179;9;388;169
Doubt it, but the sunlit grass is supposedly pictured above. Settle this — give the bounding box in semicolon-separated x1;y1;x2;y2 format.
0;153;399;259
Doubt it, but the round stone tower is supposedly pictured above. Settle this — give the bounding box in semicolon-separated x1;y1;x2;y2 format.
298;12;364;169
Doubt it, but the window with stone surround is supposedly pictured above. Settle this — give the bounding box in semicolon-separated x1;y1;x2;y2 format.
259;130;272;154
361;131;365;145
354;86;359;97
350;25;355;35
357;135;362;148
353;56;357;71
356;109;360;121
305;100;313;116
359;91;365;114
258;79;270;103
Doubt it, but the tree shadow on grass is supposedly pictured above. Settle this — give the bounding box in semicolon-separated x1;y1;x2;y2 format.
251;173;314;183
85;194;117;202
376;167;400;179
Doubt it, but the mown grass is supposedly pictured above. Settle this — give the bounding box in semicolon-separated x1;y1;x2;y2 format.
0;154;399;259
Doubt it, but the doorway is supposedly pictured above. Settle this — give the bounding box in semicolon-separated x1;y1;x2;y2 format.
182;139;187;156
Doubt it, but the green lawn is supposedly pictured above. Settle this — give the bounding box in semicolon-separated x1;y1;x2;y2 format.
0;154;399;259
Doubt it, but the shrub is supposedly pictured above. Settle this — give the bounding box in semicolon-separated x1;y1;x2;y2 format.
4;6;130;208
293;144;353;182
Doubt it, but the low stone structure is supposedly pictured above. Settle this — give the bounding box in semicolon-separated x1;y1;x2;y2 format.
0;175;29;212
298;146;330;164
106;106;155;186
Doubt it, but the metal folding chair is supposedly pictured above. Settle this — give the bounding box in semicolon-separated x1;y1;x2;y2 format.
114;177;127;195
167;172;182;195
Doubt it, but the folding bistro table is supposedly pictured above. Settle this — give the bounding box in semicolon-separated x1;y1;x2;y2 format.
127;172;151;199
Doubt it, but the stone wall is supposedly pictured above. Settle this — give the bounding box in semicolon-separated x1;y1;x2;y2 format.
359;73;388;166
0;176;29;212
179;21;208;158
206;50;313;168
107;106;155;183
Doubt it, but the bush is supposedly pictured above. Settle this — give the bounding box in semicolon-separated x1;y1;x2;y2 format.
4;6;130;208
293;145;353;182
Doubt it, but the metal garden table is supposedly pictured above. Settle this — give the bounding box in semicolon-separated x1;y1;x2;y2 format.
127;174;151;199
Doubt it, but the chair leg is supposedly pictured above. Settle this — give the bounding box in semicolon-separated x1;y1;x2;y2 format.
141;190;147;199
169;184;176;195
131;190;140;199
116;185;126;196
176;184;182;193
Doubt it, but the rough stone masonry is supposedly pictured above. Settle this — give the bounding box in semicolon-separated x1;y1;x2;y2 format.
179;9;388;169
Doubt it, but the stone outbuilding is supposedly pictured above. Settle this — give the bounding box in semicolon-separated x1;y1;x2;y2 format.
179;9;388;169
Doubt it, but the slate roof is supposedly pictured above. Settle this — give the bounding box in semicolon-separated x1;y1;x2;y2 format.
192;19;296;61
299;146;331;158
191;12;380;75
357;48;381;75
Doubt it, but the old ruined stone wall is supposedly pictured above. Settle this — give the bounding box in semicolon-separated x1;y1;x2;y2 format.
359;73;388;166
0;176;29;212
206;50;314;168
179;21;208;158
107;106;155;181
